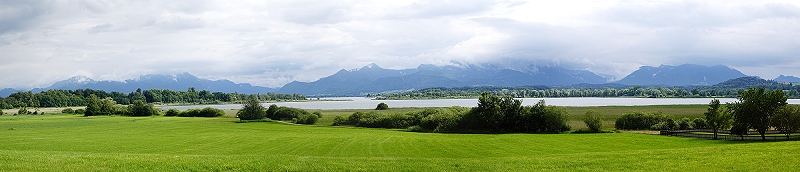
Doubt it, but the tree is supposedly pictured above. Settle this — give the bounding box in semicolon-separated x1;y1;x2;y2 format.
376;102;389;110
774;106;800;139
729;88;788;140
84;94;102;116
237;98;265;120
583;110;603;132
704;99;731;139
127;100;157;116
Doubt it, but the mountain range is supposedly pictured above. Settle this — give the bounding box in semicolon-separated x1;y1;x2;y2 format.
0;72;276;97
278;63;609;95
1;63;796;97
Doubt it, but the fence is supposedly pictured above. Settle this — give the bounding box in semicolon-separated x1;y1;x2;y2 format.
660;129;800;141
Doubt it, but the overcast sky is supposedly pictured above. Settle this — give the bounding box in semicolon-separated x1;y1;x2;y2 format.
2;0;799;89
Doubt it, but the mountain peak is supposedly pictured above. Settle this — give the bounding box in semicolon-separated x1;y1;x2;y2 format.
617;64;746;86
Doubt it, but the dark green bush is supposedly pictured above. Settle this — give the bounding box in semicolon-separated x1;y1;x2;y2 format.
676;117;693;130
583;110;603;132
375;102;389;110
61;108;75;114
164;108;180;116
74;109;86;114
614;112;671;130
178;107;224;117
294;114;318;124
692;118;707;129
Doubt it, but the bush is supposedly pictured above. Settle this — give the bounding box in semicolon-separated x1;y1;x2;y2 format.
127;100;159;116
178;107;224;117
294;114;318;124
376;102;389;110
164;108;180;116
271;107;310;120
238;99;265;120
74;109;86;114
583;110;604;132
614;112;671;130
61;108;75;114
692;118;707;129
676;117;694;130
651;119;678;130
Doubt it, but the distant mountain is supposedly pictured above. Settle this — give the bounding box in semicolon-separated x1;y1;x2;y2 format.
0;88;21;97
712;76;795;90
616;64;746;86
775;75;800;83
23;72;277;94
278;63;608;95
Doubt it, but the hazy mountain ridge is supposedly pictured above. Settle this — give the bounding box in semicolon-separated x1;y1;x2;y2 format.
0;72;277;97
2;63;796;97
615;64;747;86
278;63;610;95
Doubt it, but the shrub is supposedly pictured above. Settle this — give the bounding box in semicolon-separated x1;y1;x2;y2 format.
272;107;309;120
676;117;694;130
238;99;265;120
692;118;707;129
61;108;75;114
198;107;224;117
375;102;389;110
164;108;180;116
651;119;678;130
178;107;224;117
313;111;322;118
127;100;158;116
294;114;318;124
74;109;86;114
614;112;671;130
583;110;603;132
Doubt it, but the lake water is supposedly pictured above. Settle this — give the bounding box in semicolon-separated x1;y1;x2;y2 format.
159;97;800;110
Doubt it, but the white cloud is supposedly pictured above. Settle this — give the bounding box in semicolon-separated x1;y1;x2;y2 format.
0;0;799;89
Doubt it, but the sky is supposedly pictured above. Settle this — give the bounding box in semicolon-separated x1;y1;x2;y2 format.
1;0;800;89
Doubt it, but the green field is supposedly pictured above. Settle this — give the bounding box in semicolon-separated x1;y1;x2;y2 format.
1;112;798;171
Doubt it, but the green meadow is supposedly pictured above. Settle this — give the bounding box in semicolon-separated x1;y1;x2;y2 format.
1;106;798;171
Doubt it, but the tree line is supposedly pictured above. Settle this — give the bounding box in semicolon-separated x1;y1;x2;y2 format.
0;88;306;109
375;85;800;99
614;88;800;140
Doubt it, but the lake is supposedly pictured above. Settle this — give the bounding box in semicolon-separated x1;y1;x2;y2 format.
159;97;800;110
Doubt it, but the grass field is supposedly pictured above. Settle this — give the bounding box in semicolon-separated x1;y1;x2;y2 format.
1;113;798;171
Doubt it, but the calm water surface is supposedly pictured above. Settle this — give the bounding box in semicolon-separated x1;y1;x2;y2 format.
160;97;800;110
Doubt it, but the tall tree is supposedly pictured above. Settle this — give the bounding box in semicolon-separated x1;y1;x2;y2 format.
704;99;731;139
729;88;788;140
84;94;102;116
237;98;265;120
773;106;800;139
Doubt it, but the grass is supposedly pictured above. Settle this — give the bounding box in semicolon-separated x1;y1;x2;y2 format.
1;113;799;171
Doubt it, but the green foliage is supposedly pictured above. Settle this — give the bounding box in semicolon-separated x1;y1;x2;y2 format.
126;100;159;116
61;108;75;114
238;99;265;120
84;94;120;116
293;113;318;125
704;99;731;139
375;102;389;110
773;106;800;139
676;117;693;130
583;110;603;132
17;107;31;115
74;109;85;114
692;118;707;129
164;108;180;117
178;107;224;117
650;119;677;130
1;88;306;108
729;88;788;140
614;111;671;130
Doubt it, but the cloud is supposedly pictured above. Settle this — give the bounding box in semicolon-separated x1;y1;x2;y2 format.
0;0;799;89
